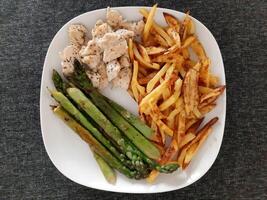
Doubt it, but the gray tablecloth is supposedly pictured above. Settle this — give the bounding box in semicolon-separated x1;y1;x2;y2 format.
1;0;266;199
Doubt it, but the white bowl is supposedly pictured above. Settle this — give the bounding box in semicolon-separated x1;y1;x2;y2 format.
40;6;226;193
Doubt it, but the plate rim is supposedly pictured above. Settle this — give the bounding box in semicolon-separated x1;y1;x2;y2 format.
40;6;226;193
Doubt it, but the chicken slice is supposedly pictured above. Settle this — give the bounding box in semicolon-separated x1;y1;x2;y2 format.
112;66;132;89
106;59;121;81
118;53;131;68
106;7;123;28
120;20;145;37
98;33;128;62
92;23;113;39
115;29;134;40
68;24;88;47
97;62;109;89
86;70;101;88
59;45;79;76
79;40;102;71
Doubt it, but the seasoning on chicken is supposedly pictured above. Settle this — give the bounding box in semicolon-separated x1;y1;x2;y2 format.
115;29;134;40
98;33;128;63
120;20;145;37
92;23;113;39
106;59;121;81
68;24;88;47
79;40;102;70
59;45;79;76
112;66;132;89
118;53;131;68
106;7;123;28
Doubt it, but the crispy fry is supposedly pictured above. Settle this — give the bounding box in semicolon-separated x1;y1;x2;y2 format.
151;114;174;136
185;117;204;134
139;71;158;85
167;27;181;47
147;63;170;93
163;12;181;32
181;36;196;48
198;86;214;94
138;43;151;63
133;43;160;70
199;103;216;116
183;68;199;116
179;133;196;148
200;86;225;103
209;74;220;87
154;33;169;47
191;39;207;61
143;4;158;41
146;169;160;183
177;112;186;145
146;46;167;55
128;38;134;62
140;8;174;46
153;52;184;63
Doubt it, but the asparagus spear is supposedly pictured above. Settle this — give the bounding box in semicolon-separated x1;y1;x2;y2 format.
53;106;135;178
50;90;127;166
52;69;69;94
65;61;179;173
104;97;159;142
93;152;116;184
67;87;149;170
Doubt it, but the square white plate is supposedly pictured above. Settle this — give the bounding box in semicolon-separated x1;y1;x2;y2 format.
40;6;226;193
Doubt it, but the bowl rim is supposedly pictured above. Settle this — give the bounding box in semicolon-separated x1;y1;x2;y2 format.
40;6;226;193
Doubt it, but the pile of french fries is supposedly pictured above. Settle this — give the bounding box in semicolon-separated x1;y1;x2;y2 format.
128;4;225;182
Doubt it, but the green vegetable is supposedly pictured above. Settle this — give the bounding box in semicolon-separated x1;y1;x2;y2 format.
93;152;117;185
104;97;159;142
53;106;135;178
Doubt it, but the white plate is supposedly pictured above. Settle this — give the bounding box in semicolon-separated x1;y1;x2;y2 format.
40;7;226;193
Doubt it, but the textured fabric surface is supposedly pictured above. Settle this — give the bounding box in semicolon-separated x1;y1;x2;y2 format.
0;0;266;199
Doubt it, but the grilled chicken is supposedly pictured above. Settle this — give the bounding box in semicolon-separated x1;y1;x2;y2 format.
98;33;128;63
106;7;123;28
68;24;88;47
112;66;132;89
106;59;121;81
59;45;79;76
92;22;113;39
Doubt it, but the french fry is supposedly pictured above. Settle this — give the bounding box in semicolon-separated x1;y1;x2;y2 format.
183;68;199;116
181;35;196;48
139;71;158;85
143;4;158;41
200;86;225;103
181;12;191;41
182;48;190;59
133;43;160;69
153;52;184;63
147;63;170;93
151;114;174;136
185;117;204;134
159;79;182;111
146;46;167;55
138;43;151;63
177;112;186;145
167;27;181;47
199;103;216;116
191;39;207;61
163;12;181;33
131;60;146;102
154;33;169;47
199;58;210;86
198;86;214;94
209;74;220;87
146;169;160;183
179;133;196;148
128;38;134;62
140;8;174;46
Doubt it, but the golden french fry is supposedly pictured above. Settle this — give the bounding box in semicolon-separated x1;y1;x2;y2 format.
139;71;158;85
138;43;151;63
188;19;195;35
199;58;210;86
198;86;214;94
143;4;158;41
191;39;207;61
200;86;225;103
182;48;190;59
179;132;196;148
185;117;204;134
162;86;171;100
163;12;181;32
146;170;160;183
181;12;190;41
166;27;181;47
177;112;186;145
153;52;184;63
209;74;220;87
147;63;170;93
199;103;216;116
183;142;198;165
183;68;199;116
146;46;167;55
133;43;160;70
151;114;173;136
181;36;196;48
154;33;169;47
140;8;174;46
193;107;202;118
128;38;134;62
140;79;169;112
159;79;182;111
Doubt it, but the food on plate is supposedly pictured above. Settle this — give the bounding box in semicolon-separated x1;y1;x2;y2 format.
49;5;225;184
